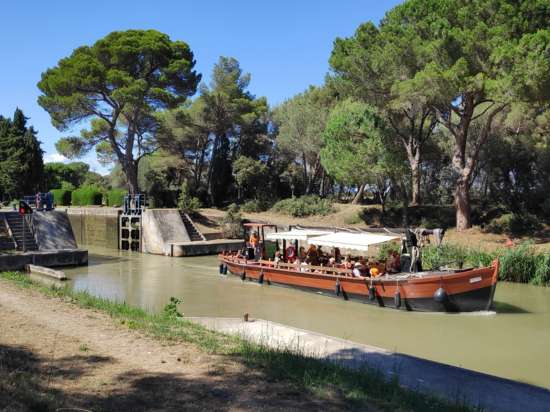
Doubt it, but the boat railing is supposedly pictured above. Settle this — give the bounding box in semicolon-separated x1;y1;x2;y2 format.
258;259;355;277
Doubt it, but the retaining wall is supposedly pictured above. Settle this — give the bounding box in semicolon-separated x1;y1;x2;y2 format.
65;207;120;249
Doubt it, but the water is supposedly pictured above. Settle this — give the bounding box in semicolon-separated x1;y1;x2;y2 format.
64;246;550;389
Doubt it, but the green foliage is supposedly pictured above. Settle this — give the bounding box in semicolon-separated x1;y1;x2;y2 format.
177;181;202;214
71;185;103;206
44;161;90;190
50;189;72;206
105;188;126;207
271;195;334;217
422;242;550;286
0;109;44;199
485;213;542;236
38;29;201;193
162;297;183;319
233;156;269;201
376;242;400;261
240;199;271;213
221;203;243;239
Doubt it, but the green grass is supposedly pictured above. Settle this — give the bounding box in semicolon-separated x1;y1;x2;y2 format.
0;271;481;412
421;242;550;286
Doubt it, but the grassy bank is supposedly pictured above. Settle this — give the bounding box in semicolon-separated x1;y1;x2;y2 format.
422;243;550;286
0;271;480;412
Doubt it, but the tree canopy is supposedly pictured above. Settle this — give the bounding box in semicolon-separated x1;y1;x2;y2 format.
38;29;201;194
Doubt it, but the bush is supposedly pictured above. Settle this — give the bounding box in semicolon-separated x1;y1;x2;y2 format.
50;189;72;206
221;204;243;239
421;242;550;286
271;195;334;217
240;199;271;213
485;213;542;236
105;189;126;207
71;186;103;206
177;182;202;214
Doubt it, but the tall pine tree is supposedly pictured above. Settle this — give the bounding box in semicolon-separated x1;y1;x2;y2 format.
0;108;44;200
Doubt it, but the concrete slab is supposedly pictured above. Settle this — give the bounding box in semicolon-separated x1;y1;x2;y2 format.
188;317;550;412
32;211;78;250
25;264;67;280
142;209;190;255
0;249;88;271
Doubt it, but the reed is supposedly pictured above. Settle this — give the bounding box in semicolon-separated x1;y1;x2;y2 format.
0;271;481;412
422;242;550;286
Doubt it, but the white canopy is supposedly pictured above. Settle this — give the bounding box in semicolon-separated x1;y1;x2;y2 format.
307;232;399;252
265;229;332;241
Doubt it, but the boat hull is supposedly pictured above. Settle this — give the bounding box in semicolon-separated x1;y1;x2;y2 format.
218;255;499;312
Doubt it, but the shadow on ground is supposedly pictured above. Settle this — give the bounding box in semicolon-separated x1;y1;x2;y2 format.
0;344;346;411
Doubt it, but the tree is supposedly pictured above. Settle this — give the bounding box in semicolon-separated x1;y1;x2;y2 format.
329;21;437;206
38;29;201;195
378;0;550;229
233;156;269;201
44;161;91;190
273;86;336;195
0;108;44;199
321;99;406;210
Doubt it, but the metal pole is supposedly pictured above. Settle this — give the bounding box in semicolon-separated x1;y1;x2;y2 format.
22;215;26;253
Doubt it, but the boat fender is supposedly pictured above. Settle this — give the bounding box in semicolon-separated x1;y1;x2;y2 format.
394;290;401;308
259;271;264;284
219;263;224;274
223;265;228;275
241;270;246;281
368;286;376;301
434;287;447;303
335;279;341;296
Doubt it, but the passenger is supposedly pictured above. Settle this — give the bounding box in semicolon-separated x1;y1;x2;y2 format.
307;245;319;266
353;262;363;277
328;257;336;267
370;266;380;277
286;243;296;263
386;251;401;273
334;248;341;263
274;250;282;266
299;246;306;261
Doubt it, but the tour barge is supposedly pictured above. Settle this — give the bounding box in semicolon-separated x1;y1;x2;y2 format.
218;224;499;312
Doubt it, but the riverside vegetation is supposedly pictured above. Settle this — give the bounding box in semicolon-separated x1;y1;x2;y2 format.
0;271;481;412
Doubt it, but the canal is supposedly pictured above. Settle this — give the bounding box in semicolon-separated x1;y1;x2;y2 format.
64;246;550;389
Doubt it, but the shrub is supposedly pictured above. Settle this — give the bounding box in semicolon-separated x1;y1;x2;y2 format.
240;199;271;213
221;203;243;239
177;182;202;214
105;189;126;207
271;195;334;217
50;189;72;206
71;185;103;206
485;213;542;236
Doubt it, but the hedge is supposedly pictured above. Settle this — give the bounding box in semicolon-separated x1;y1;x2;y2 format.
105;189;127;207
50;189;72;206
71;186;103;206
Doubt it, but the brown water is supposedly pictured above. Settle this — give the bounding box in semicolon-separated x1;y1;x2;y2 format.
65;246;550;389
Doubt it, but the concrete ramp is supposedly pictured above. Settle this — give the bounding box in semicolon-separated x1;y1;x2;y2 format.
142;209;191;255
32;211;78;250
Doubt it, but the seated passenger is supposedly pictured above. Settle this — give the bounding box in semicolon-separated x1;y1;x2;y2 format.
286;244;296;263
370;266;380;277
386;251;401;273
274;250;282;266
352;262;363;277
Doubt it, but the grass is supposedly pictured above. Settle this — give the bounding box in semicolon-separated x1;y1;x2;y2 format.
421;242;550;286
0;271;481;412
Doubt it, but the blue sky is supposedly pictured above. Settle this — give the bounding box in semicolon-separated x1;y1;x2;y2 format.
0;0;400;174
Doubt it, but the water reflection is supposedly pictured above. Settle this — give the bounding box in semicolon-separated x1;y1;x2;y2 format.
64;246;550;389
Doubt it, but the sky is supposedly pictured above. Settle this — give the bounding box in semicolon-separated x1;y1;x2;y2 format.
0;0;401;174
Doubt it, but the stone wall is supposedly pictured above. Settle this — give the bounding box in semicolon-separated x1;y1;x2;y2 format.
64;207;120;249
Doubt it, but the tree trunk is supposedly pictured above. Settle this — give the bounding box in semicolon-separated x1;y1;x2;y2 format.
351;183;366;205
410;157;421;206
126;161;139;196
455;176;471;231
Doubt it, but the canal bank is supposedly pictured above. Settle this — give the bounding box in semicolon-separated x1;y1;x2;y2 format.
65;245;550;390
189;317;550;412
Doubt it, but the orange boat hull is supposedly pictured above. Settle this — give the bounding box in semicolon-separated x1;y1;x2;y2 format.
218;255;499;312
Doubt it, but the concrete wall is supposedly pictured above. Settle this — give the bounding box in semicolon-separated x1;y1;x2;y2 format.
32;211;78;250
0;250;88;271
65;207;120;249
142;209;190;255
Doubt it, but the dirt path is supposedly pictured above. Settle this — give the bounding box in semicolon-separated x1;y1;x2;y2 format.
0;280;348;411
